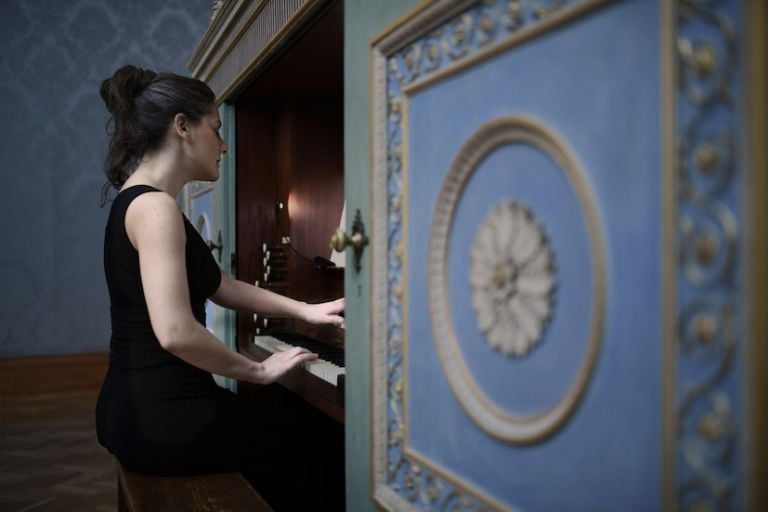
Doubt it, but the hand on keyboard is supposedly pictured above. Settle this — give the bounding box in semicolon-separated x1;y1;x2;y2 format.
252;334;345;386
300;297;345;327
259;346;319;384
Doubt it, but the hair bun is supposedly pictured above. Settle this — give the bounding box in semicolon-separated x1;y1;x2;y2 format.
99;65;157;116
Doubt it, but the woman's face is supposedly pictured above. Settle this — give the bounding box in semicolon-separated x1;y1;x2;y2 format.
189;108;228;181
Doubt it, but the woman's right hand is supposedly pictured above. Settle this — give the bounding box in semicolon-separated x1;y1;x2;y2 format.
258;346;318;384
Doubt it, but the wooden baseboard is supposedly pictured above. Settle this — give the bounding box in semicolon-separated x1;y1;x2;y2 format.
0;353;109;397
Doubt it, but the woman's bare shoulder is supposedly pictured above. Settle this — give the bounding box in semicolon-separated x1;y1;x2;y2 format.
125;188;177;213
124;190;184;248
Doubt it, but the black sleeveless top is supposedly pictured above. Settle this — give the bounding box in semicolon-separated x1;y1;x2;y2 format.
96;185;237;474
102;184;221;370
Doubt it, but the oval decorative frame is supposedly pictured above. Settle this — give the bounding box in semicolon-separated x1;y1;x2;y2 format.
428;116;606;443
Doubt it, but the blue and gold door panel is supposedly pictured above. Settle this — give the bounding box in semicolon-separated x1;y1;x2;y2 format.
369;1;765;510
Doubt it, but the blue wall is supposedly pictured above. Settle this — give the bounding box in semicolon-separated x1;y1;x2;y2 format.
0;0;213;356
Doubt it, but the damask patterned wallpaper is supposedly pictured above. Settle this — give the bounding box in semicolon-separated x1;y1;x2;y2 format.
0;0;213;356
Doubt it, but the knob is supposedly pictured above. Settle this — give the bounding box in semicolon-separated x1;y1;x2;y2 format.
329;208;368;273
331;228;367;252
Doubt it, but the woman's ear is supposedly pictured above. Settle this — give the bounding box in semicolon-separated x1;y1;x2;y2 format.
173;113;191;139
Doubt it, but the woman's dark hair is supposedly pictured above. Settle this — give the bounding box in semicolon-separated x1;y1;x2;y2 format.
99;65;215;205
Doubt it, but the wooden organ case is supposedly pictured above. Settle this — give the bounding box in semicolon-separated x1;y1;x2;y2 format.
189;1;345;509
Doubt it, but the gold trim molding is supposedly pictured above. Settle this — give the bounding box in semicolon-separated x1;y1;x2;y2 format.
744;1;767;509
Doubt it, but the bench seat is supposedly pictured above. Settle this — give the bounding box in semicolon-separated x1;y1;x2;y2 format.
117;462;272;512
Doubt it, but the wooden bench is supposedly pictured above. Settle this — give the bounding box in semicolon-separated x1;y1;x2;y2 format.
117;462;273;512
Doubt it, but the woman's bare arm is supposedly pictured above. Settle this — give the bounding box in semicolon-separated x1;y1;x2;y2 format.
125;191;317;384
211;271;345;326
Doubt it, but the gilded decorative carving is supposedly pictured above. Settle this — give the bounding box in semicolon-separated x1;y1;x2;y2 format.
532;0;566;18
506;1;525;29
692;142;719;176
677;0;736;106
371;1;612;510
679;197;737;288
211;0;224;19
676;0;742;509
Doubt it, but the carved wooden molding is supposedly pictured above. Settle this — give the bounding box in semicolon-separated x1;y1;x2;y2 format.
187;0;332;101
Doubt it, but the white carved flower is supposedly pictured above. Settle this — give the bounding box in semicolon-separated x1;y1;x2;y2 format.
470;201;556;356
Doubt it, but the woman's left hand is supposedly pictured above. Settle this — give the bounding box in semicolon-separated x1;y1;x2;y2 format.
300;297;345;327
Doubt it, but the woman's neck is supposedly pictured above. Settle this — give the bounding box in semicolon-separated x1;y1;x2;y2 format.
122;151;187;197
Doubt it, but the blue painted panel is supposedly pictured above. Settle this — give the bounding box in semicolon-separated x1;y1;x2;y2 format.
405;1;662;510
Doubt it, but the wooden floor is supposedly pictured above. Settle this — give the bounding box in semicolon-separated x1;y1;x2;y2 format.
0;391;116;512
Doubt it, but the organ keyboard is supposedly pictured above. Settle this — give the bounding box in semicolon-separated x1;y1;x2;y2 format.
251;333;345;388
246;309;346;423
244;328;345;423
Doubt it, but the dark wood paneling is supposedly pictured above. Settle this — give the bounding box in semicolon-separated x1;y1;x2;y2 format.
234;2;345;353
235;100;279;354
289;96;344;263
0;354;109;396
231;3;346;509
